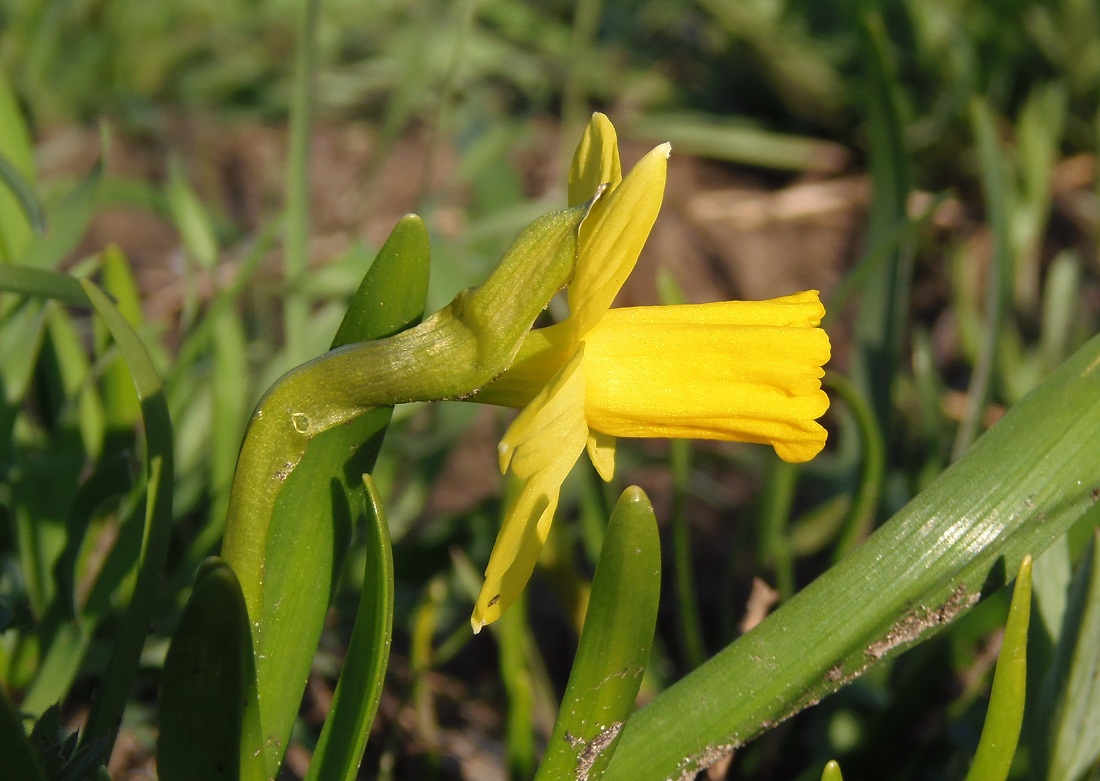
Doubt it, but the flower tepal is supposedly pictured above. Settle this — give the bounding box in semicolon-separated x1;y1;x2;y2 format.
471;114;831;631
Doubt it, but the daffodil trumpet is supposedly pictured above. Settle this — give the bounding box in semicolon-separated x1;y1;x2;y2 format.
470;114;831;631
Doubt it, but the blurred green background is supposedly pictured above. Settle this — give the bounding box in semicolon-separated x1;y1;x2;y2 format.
2;0;1100;779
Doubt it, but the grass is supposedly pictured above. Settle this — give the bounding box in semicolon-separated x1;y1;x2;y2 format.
2;1;1100;780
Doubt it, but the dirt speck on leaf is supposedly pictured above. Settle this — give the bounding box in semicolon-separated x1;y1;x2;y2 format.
865;584;978;661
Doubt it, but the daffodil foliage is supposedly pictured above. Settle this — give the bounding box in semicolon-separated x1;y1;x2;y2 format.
471;114;832;631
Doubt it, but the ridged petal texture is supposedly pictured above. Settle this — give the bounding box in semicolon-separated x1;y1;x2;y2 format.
583;292;830;463
471;114;831;629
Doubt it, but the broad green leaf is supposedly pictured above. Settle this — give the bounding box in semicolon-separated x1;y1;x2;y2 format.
79;279;174;752
251;215;429;773
305;476;394;781
602;332;1100;781
536;486;661;781
158;559;266;781
1039;532;1100;781
965;556;1032;781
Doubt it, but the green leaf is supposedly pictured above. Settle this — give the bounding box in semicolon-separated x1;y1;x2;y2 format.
0;265;90;308
304;476;394;781
158;559;266;781
97;247;145;434
221;203;582;644
22;128;106;270
536;487;661;781
0;70;36;263
851;10;913;438
0;685;47;781
282;0;321;366
78;279;174;753
498;591;536;780
1038;531;1100;781
965;556;1032;781
953;98;1013;460
821;760;844;781
166;159;219;270
0;151;47;237
249;215;429;773
602;333;1100;781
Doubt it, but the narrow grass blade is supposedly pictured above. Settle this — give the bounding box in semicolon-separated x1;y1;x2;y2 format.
97;247;145;433
851;11;913;437
282;0;321;366
158;559;266;781
78;280;174;752
305;476;394;781
45;305;105;458
0;264;90;307
498;591;536;780
0;686;47;781
0;151;46;236
953;99;1012;460
23;131;105;270
631;113;849;172
250;216;429;773
757;457;797;603
826;372;885;562
1038;531;1100;781
602;333;1100;781
670;439;706;665
208;306;248;528
20;455;134;716
0;70;36;262
964;556;1032;781
535;487;661;781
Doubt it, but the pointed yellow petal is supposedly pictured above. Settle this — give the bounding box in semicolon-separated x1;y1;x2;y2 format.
568;143;670;337
583;294;831;462
586;430;616;481
473;348;589;631
568;113;622;207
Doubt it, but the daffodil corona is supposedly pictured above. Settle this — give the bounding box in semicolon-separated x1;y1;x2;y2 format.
471;114;831;631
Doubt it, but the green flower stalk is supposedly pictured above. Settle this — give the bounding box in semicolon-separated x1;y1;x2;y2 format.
221;205;589;625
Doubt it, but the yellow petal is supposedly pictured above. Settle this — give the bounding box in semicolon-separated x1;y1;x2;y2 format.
586;430;616;481
568;143;670;337
582;293;831;462
568;113;622;207
473;347;589;631
473;321;572;409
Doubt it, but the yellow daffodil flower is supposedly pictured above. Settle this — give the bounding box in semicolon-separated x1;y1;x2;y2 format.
470;114;831;631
